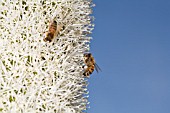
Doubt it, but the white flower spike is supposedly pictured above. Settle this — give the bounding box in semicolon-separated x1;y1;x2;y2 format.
0;0;94;112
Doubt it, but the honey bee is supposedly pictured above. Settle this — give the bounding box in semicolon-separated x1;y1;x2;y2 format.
43;19;63;42
83;53;101;77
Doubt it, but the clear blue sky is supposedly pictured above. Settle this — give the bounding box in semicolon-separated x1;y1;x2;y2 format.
88;0;170;113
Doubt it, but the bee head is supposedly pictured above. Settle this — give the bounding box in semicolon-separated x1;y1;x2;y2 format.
84;53;92;57
44;33;53;42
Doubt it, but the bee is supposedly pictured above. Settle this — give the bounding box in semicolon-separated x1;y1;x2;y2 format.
43;19;63;42
83;53;101;77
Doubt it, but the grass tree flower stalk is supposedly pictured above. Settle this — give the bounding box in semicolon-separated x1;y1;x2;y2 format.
0;0;94;112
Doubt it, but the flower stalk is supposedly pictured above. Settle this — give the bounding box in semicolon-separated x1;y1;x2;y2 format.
0;0;94;112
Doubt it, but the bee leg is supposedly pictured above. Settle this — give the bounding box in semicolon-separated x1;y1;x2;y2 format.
47;19;53;29
57;24;63;33
49;19;53;25
42;30;48;37
43;31;51;42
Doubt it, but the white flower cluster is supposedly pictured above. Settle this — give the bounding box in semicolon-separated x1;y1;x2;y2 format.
0;0;94;112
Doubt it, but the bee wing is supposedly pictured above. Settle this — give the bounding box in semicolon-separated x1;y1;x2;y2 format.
94;63;101;73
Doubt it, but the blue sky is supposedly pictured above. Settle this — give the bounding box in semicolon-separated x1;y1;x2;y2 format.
88;0;170;113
